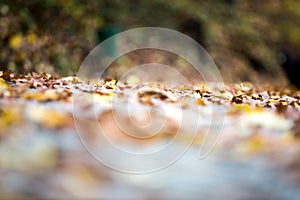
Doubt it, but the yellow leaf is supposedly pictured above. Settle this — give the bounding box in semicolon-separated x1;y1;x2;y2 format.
21;90;60;101
9;34;23;50
104;79;117;89
0;78;10;97
196;98;206;106
213;91;233;100
0;108;22;134
268;99;279;103
93;93;113;102
28;106;69;129
230;104;261;113
26;32;37;44
0;77;8;88
244;135;264;154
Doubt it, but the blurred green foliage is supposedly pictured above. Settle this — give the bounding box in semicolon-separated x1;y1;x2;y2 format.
0;0;300;84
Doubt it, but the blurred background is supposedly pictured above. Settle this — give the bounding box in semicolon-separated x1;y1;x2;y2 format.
1;0;300;86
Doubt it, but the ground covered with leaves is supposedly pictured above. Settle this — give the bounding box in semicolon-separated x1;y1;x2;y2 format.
1;71;300;199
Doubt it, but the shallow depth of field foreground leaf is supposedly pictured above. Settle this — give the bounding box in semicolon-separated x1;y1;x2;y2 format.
1;72;300;199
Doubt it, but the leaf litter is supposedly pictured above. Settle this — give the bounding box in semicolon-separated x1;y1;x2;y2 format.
1;71;300;199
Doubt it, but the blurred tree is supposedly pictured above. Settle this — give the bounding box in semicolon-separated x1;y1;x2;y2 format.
179;18;206;47
0;0;299;86
279;49;300;88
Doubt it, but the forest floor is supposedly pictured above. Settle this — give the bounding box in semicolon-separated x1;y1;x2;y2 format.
1;71;300;199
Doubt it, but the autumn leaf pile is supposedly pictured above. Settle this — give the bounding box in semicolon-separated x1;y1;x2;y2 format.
1;71;300;199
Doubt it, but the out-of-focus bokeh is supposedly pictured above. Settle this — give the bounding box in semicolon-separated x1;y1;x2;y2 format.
2;2;300;199
1;0;300;85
